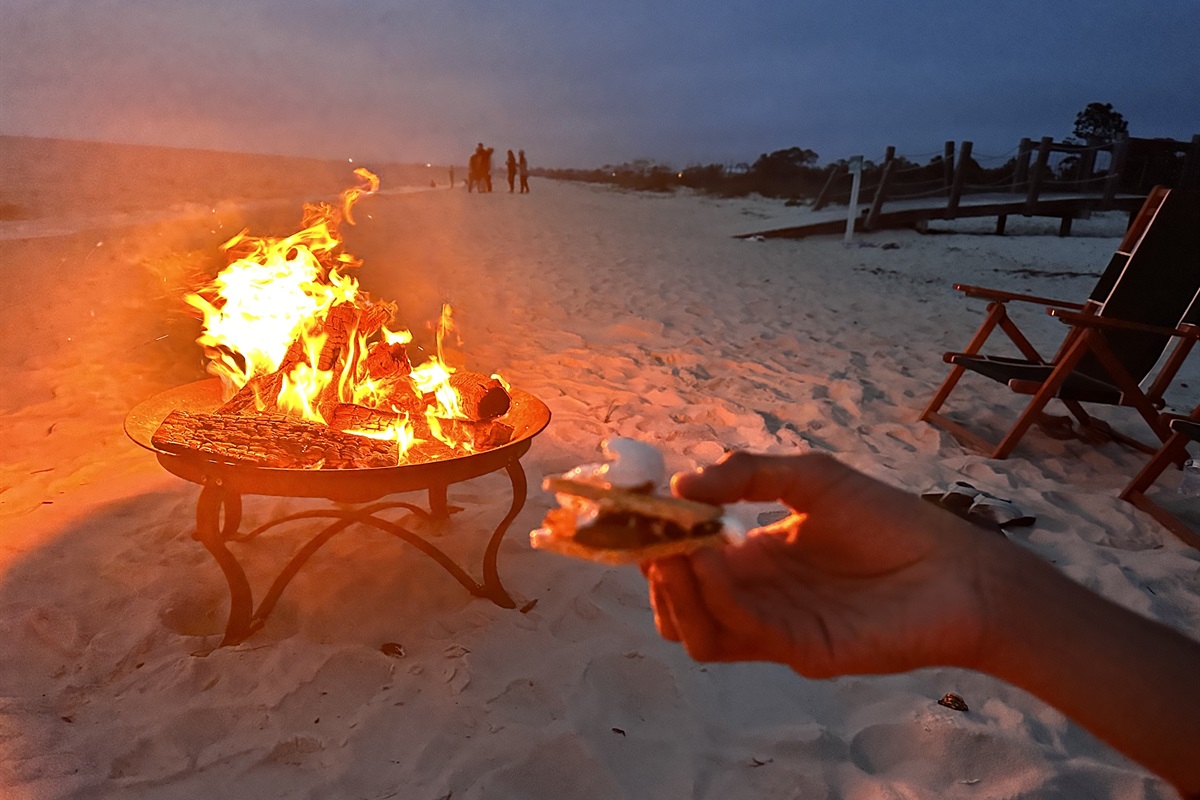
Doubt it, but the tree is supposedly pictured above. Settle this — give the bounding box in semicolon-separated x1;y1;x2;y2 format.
1073;102;1129;144
751;147;819;178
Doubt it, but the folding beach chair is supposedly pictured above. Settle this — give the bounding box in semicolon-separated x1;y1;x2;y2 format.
920;187;1200;459
1119;405;1200;548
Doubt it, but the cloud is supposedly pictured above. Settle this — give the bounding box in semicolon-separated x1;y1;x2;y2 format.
2;0;1197;166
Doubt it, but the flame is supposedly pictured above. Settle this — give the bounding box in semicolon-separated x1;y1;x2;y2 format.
278;359;332;422
411;304;467;426
183;169;507;465
344;325;415;409
350;413;417;458
184;170;375;389
341;167;380;224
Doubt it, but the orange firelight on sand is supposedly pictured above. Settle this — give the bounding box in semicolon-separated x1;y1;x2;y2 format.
182;169;508;465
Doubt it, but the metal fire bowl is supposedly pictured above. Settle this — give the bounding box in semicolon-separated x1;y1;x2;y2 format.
125;378;552;503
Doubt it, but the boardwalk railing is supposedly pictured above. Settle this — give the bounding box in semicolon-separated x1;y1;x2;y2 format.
812;134;1200;230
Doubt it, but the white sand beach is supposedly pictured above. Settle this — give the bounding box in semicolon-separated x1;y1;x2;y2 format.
1;138;1197;799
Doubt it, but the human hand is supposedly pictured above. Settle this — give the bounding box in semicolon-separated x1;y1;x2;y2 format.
645;452;1005;677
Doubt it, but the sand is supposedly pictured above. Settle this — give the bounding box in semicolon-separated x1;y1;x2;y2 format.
1;137;1197;799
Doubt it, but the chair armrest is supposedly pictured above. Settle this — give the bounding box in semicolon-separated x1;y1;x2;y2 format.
953;284;1087;310
1169;418;1200;441
1048;309;1200;338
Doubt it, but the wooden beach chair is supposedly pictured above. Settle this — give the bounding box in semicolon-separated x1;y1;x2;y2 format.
1119;405;1200;548
920;187;1200;459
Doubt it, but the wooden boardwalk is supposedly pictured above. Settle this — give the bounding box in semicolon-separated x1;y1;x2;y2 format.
736;192;1148;240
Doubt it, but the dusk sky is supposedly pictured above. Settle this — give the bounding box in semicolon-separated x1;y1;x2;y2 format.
2;0;1198;169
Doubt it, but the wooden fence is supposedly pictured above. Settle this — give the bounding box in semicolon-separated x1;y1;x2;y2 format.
812;134;1200;231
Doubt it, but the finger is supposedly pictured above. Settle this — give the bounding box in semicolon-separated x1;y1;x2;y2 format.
687;548;768;659
644;562;679;641
672;451;887;512
651;556;722;661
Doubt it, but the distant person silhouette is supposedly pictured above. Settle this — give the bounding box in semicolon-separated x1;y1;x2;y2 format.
505;150;517;193
518;150;529;194
467;144;484;193
482;146;494;192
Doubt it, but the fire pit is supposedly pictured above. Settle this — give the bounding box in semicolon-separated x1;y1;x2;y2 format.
124;168;552;645
126;378;549;645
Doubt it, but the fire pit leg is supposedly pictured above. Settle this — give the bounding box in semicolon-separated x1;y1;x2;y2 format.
477;459;528;609
428;484;449;520
194;480;257;645
188;456;532;643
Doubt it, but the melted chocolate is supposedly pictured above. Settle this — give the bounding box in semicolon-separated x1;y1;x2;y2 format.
573;511;721;549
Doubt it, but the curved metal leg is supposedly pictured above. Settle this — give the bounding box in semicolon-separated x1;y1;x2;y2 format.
428;483;449;520
257;501;480;590
194;480;257;645
253;516;360;627
189;459;532;646
478;460;527;608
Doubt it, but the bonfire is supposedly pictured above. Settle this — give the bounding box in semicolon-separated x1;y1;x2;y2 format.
150;169;513;469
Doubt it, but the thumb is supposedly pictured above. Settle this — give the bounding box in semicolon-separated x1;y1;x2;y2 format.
671;451;862;510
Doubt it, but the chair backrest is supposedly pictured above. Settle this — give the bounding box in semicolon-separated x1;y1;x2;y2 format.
1075;188;1200;385
1086;186;1173;304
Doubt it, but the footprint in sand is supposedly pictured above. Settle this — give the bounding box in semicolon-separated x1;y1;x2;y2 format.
572;651;684;727
260;735;326;767
477;732;621;800
484;677;567;726
848;715;1043;792
108;735;193;782
24;605;84;657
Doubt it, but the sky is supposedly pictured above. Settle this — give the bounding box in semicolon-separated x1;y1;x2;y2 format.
2;0;1198;169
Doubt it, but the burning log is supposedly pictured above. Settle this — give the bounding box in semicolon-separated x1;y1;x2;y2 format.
448;371;510;420
218;303;404;417
276;301;386;376
404;438;459;463
429;417;514;450
318;300;395;371
330;403;404;434
315;303;359;371
359;301;397;339
383;384;427;416
152;409;397;469
218;372;284;415
328;405;513;451
364;340;412;379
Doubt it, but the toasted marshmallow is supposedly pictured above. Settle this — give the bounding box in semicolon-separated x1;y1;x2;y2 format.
557;437;666;492
597;437;666;490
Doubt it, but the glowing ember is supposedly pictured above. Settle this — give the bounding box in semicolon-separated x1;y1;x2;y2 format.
175;169;512;467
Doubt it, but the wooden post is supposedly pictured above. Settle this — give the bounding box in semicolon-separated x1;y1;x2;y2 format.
942;140;955;193
1102;138;1129;209
1181;134;1200;191
813;165;845;211
844;157;864;245
868;145;897;226
1025;136;1053;214
1013;138;1032;193
1078;144;1098;193
947;140;972;219
865;158;897;231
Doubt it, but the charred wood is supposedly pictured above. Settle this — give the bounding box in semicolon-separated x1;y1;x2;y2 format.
364;340;412;379
152;409;397;469
448;371;511;420
217;372;284;415
427;417;514;450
